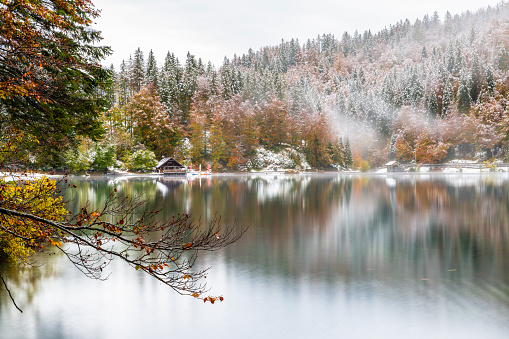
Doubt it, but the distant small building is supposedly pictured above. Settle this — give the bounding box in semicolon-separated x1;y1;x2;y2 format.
156;157;187;176
385;161;400;172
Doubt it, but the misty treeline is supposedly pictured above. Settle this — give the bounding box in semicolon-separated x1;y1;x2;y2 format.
95;2;509;170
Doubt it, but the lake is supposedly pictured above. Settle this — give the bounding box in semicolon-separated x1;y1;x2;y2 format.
1;173;509;338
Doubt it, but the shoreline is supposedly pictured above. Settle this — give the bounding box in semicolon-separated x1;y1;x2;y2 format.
2;163;509;180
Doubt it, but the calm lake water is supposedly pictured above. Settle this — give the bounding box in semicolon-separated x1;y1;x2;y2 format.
1;173;509;338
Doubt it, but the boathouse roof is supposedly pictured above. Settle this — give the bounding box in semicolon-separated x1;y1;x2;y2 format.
155;157;185;170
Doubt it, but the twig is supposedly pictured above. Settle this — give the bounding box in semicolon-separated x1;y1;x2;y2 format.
0;271;22;313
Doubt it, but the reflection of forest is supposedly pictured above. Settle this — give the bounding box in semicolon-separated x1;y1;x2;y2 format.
4;174;509;317
213;174;509;310
63;174;509;308
66;174;353;232
66;175;509;253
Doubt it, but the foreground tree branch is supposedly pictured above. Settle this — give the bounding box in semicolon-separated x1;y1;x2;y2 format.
0;174;246;310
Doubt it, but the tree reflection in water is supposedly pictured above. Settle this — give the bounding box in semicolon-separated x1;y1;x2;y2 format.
63;174;509;288
2;173;509;338
0;250;60;313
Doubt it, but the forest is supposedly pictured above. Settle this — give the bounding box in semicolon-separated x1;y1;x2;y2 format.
6;1;509;172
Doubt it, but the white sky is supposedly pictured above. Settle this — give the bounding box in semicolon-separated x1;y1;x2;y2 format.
92;0;504;68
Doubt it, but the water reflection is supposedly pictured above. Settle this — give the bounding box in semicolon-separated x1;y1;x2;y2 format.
1;173;509;338
64;173;509;301
0;251;61;330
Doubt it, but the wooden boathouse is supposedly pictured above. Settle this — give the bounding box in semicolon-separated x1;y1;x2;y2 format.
385;161;401;172
156;157;187;176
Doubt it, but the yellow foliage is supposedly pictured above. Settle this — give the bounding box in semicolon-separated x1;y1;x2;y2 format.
0;176;69;263
0;128;39;165
359;160;370;172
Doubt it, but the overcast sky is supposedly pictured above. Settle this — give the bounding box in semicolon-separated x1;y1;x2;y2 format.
92;0;504;68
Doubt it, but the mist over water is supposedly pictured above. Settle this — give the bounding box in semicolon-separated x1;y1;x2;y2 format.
1;173;509;338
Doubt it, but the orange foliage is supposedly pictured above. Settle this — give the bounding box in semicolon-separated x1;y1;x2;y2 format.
0;0;104;101
395;135;415;162
467;89;508;152
415;133;451;164
258;97;291;146
352;150;362;168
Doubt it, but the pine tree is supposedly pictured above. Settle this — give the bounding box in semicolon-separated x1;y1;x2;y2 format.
131;48;145;93
469;26;476;45
425;90;439;116
207;64;219;96
0;0;111;152
485;66;495;92
159;52;181;107
453;42;464;76
498;46;509;70
446;43;455;74
432;11;440;24
344;138;353;168
146;49;159;91
442;79;454;116
118;60;131;105
288;38;300;66
457;70;472;114
410;67;423;106
331;138;345;168
179;52;199;125
470;55;481;103
159;68;171;106
389;133;397;160
197;57;205;75
421;46;428;59
235;70;243;94
220;60;233;100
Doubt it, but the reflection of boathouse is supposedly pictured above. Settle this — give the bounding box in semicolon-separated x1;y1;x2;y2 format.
156;177;186;196
156;157;187;176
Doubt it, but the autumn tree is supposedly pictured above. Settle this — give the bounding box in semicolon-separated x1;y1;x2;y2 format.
258;97;291;147
302;113;333;168
189;110;210;164
211;95;259;169
414;133;451;164
124;87;181;158
468;89;508;158
188;76;216;164
127;149;158;171
102;104;135;160
395;134;416;163
235;99;259;158
0;0;111;163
